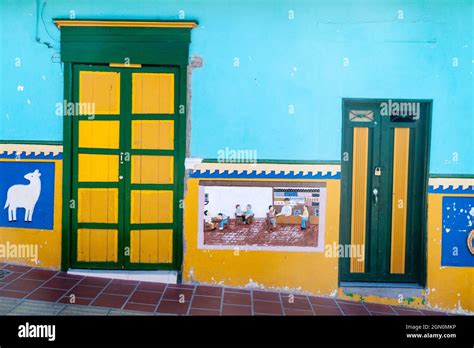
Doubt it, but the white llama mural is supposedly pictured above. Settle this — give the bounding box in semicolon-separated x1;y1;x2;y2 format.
3;169;42;222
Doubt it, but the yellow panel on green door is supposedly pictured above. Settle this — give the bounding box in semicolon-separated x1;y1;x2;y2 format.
130;190;173;224
77;229;118;262
78;154;119;182
130;229;173;263
350;127;369;273
132;73;174;114
79;71;120;115
131;120;174;150
158;229;173;263
131;155;174;184
79;120;120;149
390;128;410;274
77;188;118;223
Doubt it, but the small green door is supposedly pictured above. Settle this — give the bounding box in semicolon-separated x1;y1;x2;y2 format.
69;63;184;271
339;99;430;284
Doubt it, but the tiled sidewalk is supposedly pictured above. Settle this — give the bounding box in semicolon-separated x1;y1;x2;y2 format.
0;263;451;316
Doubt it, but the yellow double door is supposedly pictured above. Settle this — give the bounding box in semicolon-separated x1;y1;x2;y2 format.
71;64;180;270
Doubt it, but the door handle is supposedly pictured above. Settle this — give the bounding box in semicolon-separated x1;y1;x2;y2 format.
372;188;378;206
120;152;124;164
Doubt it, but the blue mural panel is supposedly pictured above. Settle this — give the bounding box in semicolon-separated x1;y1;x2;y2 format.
0;162;55;230
441;196;474;267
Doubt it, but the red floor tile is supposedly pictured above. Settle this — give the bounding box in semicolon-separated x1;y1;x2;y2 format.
370;312;394;316
224;288;251;294
67;285;104;299
168;283;195;290
281;293;310;300
58;295;92;306
78;277;111;287
3;278;43;292
162;288;194;302
128;290;162;305
3;264;32;273
136;282;167;292
308;296;338;307
42;276;81;290
281;296;312;311
283;308;314;316
364;303;397;315
55;272;84;280
224;292;251;306
339;303;371;316
0;263;456;317
110;279;139;286
222;305;252;315
92;294;128;309
392;307;423;316
103;282;136;296
0;272;22;284
312;305;343;315
21;269;57;281
189;308;220;316
194;285;223;297
0;289;27;299
156;300;190;315
191;295;221;310
124;302;156;313
337;298;361;305
253;300;283;315
419;309;449;316
27;288;66;302
252;290;281;302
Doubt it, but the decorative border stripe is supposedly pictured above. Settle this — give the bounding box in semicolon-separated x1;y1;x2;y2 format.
0;144;63;160
428;177;474;194
189;169;340;179
0;151;63;160
428;185;474;194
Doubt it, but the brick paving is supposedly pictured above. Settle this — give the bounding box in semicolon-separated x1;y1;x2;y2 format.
0;263;453;316
204;218;319;247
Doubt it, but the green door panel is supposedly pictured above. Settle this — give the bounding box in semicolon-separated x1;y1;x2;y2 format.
339;99;431;285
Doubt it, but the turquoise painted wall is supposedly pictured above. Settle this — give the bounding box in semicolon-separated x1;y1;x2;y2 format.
0;0;472;174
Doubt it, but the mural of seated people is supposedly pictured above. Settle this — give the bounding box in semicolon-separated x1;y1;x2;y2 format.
198;182;326;251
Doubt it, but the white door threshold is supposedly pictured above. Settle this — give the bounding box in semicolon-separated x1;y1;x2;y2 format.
67;269;178;284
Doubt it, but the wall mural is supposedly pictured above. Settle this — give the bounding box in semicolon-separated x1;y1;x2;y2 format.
441;196;474;267
0;162;55;230
197;182;326;251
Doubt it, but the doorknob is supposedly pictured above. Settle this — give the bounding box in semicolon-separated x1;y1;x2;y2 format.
372;188;378;205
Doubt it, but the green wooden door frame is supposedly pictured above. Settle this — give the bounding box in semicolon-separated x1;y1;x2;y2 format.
58;20;196;280
338;98;432;286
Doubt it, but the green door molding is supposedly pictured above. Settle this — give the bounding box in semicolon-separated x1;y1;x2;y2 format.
58;20;196;277
339;99;431;286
